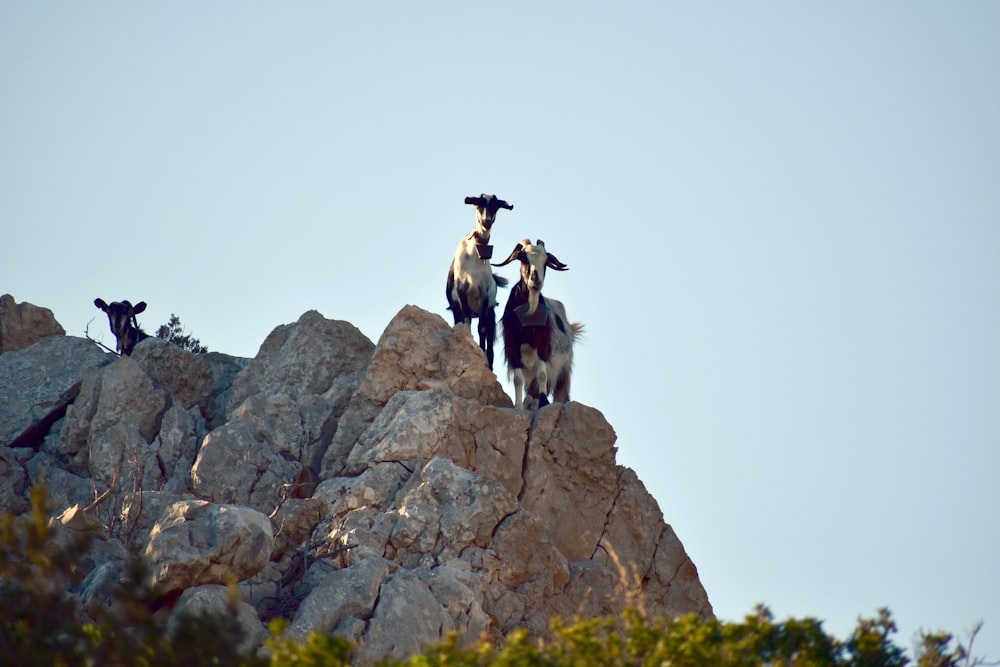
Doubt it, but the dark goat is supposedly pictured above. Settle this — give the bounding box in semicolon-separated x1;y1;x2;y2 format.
446;193;514;369
494;239;583;409
94;298;149;356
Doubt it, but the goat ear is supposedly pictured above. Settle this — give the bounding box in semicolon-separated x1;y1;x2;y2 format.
94;298;109;312
492;243;524;268
546;253;569;271
464;196;485;207
132;301;147;315
497;199;513;210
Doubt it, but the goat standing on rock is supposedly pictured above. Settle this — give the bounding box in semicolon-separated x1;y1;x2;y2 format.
94;298;149;356
494;239;584;410
446;194;514;370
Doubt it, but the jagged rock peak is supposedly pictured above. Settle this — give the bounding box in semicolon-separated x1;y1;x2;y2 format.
1;302;712;666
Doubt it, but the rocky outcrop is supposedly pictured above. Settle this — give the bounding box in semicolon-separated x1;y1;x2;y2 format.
0;293;65;353
0;334;113;449
0;302;712;665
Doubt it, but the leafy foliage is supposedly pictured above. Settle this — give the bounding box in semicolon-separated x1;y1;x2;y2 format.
1;488;992;667
155;313;208;353
1;487;259;666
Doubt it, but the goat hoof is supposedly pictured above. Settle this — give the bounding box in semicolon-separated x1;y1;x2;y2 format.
538;395;550;408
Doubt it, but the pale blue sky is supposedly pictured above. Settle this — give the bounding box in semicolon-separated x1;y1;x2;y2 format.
3;2;999;658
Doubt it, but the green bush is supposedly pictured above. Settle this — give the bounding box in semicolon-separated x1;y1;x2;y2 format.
0;488;989;667
0;487;259;666
156;313;208;353
386;606;986;667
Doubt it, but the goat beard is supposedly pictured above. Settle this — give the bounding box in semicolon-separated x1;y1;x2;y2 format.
526;290;541;316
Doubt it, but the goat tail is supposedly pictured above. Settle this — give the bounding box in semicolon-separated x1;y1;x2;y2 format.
570;322;585;342
493;274;510;289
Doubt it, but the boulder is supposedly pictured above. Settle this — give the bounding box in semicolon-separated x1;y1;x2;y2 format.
0;293;65;353
55;356;168;482
284;555;393;643
144;500;274;594
168;585;267;656
227;310;374;417
0;335;112;448
320;306;512;478
190;397;304;515
355;568;454;666
132;337;214;414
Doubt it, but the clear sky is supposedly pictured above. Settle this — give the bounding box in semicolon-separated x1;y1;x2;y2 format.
3;2;999;659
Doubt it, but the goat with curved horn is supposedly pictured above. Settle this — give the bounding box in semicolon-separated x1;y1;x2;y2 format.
445;193;515;369
494;239;583;410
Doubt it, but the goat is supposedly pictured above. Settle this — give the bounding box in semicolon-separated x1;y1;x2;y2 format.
446;193;514;369
493;239;583;410
94;298;149;356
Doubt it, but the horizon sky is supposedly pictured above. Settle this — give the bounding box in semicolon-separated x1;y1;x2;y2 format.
3;2;999;660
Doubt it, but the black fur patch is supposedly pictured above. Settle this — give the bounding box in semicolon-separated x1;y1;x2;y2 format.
514;302;549;327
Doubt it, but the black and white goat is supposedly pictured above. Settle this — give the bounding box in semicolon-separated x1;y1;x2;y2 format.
493;239;584;410
446;193;514;369
94;298;149;356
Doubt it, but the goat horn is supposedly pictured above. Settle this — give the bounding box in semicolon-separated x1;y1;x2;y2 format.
492;243;524;268
546;252;569;271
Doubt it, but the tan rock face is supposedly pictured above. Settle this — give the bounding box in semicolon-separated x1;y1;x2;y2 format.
3;302;712;666
0;293;65;354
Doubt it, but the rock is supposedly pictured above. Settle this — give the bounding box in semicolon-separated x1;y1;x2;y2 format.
595;467;712;617
230;393;307;461
78;560;127;614
645;523;713;619
220;310;373;485
191;402;304;515
24;451;97;517
355;568;454;666
48;504;129;578
144;500;274;594
489;509;571;625
285;555;393;643
321;306;512;478
271;496;328;561
0;293;65;353
387;457;517;566
203;352;251;428
168;585;267;656
360;306;510;409
156;405;207;494
344;390;530;497
0;446;28;514
520;401;620;561
54;356;168;483
0;300;714;665
420;562;492;642
118;490;197;554
0;335;112;448
227;310;374;417
132;337;215;415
